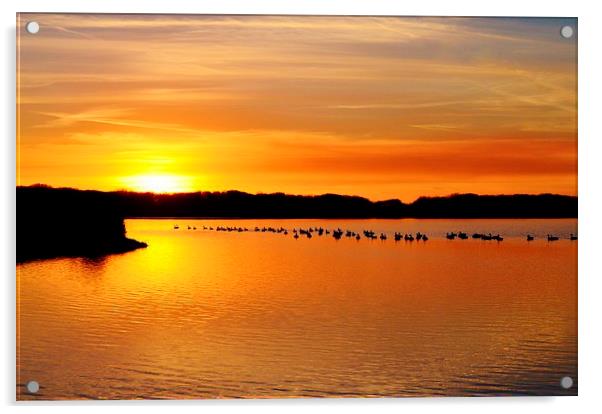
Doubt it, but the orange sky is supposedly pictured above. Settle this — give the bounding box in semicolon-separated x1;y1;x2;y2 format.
17;14;577;202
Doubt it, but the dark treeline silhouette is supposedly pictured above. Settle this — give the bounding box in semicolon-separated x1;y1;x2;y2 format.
410;193;577;218
18;185;147;262
18;184;577;220
117;190;408;218
115;190;576;218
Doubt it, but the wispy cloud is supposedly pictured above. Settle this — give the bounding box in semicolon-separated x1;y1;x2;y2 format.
34;107;199;134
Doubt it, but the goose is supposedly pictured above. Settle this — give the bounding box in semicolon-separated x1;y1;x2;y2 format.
570;233;578;241
526;234;534;241
422;234;429;241
363;230;377;240
547;234;559;241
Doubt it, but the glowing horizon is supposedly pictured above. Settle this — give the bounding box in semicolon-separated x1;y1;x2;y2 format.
17;15;577;201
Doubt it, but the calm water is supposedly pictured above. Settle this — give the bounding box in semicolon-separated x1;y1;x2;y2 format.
17;218;577;399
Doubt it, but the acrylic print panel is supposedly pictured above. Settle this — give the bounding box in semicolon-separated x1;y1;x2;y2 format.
16;14;578;400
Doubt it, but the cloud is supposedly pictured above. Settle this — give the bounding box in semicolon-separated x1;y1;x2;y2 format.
33;107;200;134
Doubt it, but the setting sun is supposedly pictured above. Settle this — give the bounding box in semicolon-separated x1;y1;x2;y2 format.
121;174;195;193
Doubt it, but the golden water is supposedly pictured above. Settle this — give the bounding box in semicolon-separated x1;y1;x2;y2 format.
17;218;577;399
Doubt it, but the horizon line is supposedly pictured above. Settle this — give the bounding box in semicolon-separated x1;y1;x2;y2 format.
17;183;578;205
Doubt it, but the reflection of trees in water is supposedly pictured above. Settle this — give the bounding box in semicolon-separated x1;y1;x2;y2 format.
71;256;110;284
79;256;108;269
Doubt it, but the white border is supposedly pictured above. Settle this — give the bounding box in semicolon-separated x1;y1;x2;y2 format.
3;1;602;413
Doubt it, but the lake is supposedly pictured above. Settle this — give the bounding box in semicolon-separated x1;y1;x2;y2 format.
17;218;578;399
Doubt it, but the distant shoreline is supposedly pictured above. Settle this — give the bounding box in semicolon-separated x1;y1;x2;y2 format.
17;185;577;219
17;184;577;205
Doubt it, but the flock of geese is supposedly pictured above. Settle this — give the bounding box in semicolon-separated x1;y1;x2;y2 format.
172;224;577;242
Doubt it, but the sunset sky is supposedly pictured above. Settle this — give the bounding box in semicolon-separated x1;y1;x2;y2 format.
17;14;577;202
